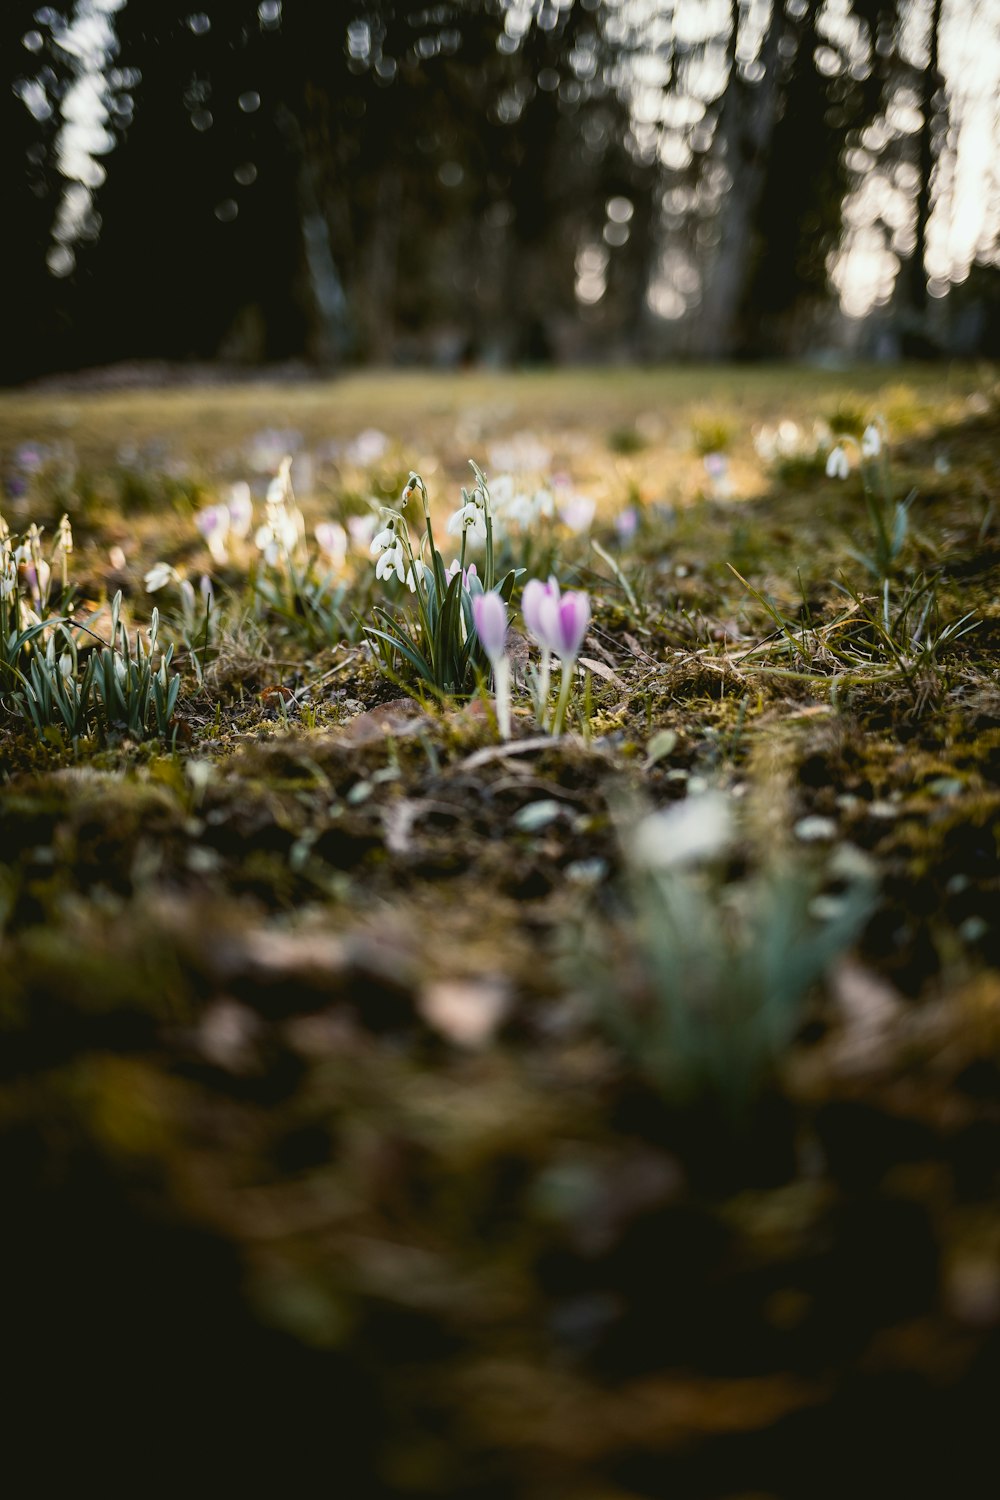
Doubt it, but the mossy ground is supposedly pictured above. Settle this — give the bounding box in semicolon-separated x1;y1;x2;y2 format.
1;365;999;1497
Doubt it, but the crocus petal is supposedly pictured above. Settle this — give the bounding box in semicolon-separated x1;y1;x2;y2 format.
522;576;560;649
556;591;590;660
472;591;508;664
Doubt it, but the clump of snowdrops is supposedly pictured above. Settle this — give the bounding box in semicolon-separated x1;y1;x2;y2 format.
587;792;876;1109
824;419;912;581
366;461;593;734
366;461;521;697
2;511;180;743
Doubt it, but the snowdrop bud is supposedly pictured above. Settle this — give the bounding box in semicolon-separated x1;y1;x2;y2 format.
861;424;882;459
825;445;850;480
57;513;73;553
472;591;508;665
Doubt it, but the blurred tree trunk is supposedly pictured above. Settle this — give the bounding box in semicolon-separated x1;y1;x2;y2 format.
909;0;944;319
699;0;785;359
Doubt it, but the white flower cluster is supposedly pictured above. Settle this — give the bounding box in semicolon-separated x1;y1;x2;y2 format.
825;423;884;481
0;518;15;603
447;471;594;544
446;480;489;541
254;458;305;565
370;512;417;590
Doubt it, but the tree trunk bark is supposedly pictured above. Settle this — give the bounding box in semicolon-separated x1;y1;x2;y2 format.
699;0;786;359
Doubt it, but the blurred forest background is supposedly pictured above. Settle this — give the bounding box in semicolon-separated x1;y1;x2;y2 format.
5;0;1000;384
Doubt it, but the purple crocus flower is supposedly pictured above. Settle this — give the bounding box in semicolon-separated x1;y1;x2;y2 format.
471;590;508;665
522;576;590;663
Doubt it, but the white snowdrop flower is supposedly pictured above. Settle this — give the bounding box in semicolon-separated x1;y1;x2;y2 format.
631;792;734;871
370;518;399;555
375;541;406;584
144;561;177;592
446;500;486;537
109;545;127;570
59;651;73;680
56;513;73;554
861;424;882;459
825;445;850;480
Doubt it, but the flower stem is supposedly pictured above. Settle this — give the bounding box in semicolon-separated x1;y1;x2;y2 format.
537;648;551;730
551;657;574;736
494;655;511;740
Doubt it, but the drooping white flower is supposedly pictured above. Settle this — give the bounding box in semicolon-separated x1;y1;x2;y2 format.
370;517;400;556
375;541;407;584
0;544;15;601
445;498;483;537
861;424;882;459
144;561;178;592
632;792;734;871
825;445;850;480
56;513;73;554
